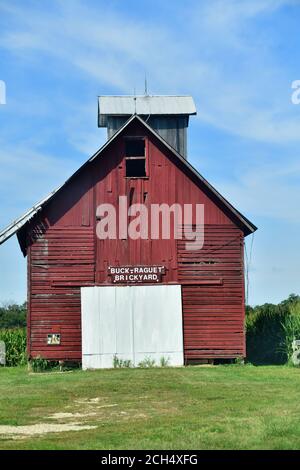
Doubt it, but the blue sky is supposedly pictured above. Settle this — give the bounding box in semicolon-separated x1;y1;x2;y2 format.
0;0;299;306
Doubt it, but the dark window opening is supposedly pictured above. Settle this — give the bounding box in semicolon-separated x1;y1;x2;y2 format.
125;138;147;177
125;139;145;157
126;158;146;177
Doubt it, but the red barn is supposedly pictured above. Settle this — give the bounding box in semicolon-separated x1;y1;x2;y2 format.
0;95;256;367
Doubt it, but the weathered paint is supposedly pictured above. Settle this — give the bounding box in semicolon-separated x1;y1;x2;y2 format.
106;115;189;157
0;115;255;247
21;118;254;362
178;225;245;360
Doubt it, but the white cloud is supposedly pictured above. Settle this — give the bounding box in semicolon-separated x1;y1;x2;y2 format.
0;142;75;228
0;0;298;145
197;0;290;36
215;156;300;223
0;0;299;306
0;0;298;225
62;101;107;155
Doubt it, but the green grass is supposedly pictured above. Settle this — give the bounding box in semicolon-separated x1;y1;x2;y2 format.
1;365;300;450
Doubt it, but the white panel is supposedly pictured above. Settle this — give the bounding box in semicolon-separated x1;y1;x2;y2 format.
81;285;183;369
98;287;117;355
81;287;100;355
115;287;134;356
133;285;183;366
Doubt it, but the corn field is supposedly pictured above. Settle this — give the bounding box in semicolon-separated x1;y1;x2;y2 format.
281;302;300;362
246;296;300;365
0;328;27;366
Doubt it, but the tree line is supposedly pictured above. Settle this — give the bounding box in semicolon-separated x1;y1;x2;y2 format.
1;294;300;365
0;302;27;328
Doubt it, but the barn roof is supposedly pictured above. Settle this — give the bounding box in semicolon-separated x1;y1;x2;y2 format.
0;114;256;248
98;95;196;127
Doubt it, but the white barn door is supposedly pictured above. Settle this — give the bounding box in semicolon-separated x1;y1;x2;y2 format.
81;285;183;369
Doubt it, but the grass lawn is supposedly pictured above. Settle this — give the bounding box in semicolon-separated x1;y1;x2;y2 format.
0;364;300;450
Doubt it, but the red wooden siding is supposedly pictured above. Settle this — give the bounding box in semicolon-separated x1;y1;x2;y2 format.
93;120;236;284
25;119;248;362
178;225;245;360
29;227;94;360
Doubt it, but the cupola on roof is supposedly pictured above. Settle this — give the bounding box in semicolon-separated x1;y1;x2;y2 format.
98;95;197;159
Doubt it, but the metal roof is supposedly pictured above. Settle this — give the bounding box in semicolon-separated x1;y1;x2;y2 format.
0;188;62;246
0;114;256;249
98;95;196;127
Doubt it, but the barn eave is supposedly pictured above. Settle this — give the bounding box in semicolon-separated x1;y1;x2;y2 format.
0;114;257;254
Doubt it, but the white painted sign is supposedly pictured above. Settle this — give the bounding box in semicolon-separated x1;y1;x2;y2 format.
47;334;61;345
81;285;183;369
108;265;165;283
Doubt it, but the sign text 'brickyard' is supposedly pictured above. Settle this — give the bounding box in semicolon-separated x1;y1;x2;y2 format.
108;265;166;283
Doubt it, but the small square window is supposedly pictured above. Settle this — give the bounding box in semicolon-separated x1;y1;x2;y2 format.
125;139;145;157
125;138;147;178
126;158;146;177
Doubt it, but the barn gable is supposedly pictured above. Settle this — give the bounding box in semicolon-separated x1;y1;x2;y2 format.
0;110;257;364
1;114;256;256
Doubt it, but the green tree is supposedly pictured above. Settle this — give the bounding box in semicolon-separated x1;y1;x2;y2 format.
0;302;27;328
